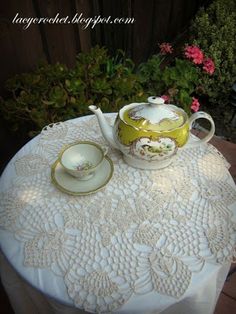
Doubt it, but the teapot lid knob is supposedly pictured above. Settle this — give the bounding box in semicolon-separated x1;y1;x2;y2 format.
148;96;165;105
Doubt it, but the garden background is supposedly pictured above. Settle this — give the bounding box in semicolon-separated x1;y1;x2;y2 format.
0;0;235;172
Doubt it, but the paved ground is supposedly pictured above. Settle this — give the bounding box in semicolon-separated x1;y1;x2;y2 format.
214;264;236;314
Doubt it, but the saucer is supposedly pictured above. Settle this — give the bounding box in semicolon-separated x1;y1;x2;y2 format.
51;156;114;196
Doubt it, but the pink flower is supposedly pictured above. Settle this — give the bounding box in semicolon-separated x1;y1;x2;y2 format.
184;45;204;64
202;58;215;75
161;95;170;103
191;97;200;112
159;42;173;54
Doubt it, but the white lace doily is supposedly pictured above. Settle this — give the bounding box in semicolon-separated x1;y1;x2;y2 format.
0;114;236;313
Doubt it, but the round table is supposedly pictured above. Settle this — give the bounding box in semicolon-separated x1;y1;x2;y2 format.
0;114;236;314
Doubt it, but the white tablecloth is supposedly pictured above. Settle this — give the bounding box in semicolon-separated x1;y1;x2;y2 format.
0;114;236;314
0;252;230;314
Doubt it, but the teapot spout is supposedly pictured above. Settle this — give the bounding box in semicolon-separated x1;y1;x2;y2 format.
88;105;118;149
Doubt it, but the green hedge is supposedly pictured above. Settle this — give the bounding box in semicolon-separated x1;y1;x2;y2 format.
191;0;236;106
0;47;146;137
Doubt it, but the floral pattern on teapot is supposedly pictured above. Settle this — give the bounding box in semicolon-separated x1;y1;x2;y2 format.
129;137;177;161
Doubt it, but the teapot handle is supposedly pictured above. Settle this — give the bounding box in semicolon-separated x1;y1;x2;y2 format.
188;111;215;147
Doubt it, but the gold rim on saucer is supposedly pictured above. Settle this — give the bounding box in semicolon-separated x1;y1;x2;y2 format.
51;156;114;196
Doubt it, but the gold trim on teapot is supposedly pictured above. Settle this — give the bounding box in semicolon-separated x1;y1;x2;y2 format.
89;96;215;169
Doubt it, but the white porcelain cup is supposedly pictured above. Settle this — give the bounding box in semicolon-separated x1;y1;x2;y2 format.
59;141;108;180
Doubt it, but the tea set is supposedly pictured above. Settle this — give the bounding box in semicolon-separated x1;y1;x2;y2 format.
51;141;113;195
51;96;215;195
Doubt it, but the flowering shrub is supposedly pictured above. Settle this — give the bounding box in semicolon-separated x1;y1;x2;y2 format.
190;0;236;106
138;42;215;114
159;43;173;55
191;97;201;112
161;95;170;103
202;58;215;75
0;43;219;138
184;46;204;65
184;45;216;76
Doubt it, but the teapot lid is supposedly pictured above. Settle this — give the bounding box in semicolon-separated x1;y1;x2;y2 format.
123;96;186;131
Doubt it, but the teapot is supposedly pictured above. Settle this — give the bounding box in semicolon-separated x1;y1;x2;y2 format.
89;96;215;169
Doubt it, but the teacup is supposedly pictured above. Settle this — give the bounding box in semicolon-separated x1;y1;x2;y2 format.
59;141;108;180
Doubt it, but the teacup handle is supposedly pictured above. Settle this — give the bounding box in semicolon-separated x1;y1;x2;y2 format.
188;111;215;147
102;146;109;156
